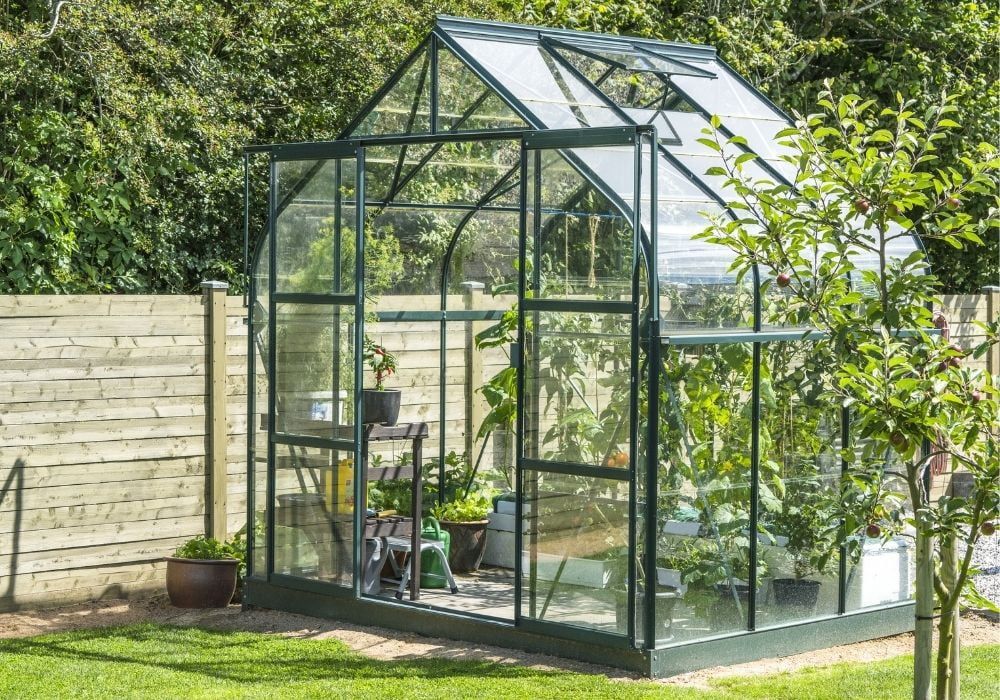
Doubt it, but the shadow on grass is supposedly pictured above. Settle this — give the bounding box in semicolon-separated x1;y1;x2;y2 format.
0;624;583;686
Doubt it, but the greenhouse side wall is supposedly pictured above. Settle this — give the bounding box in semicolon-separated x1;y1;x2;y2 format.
1;290;990;613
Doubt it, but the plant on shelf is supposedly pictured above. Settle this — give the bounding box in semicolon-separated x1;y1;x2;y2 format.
166;534;244;609
362;336;400;426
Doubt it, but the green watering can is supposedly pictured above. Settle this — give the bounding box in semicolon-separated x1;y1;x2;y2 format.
419;517;450;588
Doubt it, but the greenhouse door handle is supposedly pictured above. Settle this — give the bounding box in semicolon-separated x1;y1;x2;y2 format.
510;342;520;369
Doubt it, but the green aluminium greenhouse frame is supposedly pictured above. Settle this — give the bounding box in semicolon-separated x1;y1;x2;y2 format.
241;16;917;677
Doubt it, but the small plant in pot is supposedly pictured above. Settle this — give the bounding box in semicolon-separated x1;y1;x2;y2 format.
768;486;839;611
166;535;244;608
431;492;492;573
362;337;400;426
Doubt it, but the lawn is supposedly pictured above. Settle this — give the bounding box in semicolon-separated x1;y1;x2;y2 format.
0;624;996;699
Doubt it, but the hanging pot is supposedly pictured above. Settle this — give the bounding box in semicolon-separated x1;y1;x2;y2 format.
362;389;401;426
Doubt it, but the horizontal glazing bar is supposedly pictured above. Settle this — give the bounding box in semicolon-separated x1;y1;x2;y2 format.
271;141;359;161
523;299;632;314
524;125;651;150
373;309;508;322
660;327;940;345
273;292;356;305
272;433;355;451
522;457;630;481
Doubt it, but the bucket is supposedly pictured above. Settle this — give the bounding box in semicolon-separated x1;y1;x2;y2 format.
420;517;450;588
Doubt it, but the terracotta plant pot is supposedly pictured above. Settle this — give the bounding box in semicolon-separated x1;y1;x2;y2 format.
165;557;239;608
439;520;488;572
363;389;401;426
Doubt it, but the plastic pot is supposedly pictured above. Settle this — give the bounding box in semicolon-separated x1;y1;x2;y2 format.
362;389;401;426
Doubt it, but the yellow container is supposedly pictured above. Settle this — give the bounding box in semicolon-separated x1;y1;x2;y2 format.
325;458;354;514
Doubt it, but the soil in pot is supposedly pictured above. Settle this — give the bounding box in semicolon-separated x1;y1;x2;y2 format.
363;389;401;426
166;558;239;608
772;577;821;609
439;520;488;572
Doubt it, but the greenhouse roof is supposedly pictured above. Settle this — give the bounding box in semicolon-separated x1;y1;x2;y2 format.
337;16;918;286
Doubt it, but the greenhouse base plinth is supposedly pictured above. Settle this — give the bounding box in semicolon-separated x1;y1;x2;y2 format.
245;578;913;678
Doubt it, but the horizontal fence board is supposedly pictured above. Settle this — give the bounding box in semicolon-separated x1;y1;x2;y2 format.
0;295;203;317
0;475;207;512
2;516;206;555
0;536;191;577
0;396;206;426
0;416;206;448
0;376;208;403
0;316;207;338
0;496;206;535
5;457;205;491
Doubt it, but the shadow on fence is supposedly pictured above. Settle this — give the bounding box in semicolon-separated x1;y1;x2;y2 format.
1;458;25;610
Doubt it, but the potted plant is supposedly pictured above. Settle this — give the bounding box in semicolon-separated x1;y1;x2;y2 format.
767;483;839;611
609;546;682;643
166;535;243;608
431;492;492;572
362;337;400;426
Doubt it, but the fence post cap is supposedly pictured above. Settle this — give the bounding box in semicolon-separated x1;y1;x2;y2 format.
981;285;1000;293
460;281;486;292
200;281;230;290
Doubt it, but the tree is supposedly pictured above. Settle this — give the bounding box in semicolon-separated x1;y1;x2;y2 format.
0;0;515;293
699;89;999;699
524;0;1000;292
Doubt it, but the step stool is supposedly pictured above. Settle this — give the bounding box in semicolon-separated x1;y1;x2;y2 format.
384;536;459;599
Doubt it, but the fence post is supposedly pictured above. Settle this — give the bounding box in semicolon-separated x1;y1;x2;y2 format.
202;281;230;541
984;286;1000;376
462;282;486;465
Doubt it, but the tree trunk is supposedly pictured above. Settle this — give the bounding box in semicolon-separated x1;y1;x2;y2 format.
936;535;960;700
913;526;934;700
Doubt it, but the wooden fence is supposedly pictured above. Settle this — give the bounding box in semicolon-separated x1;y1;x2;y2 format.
0;287;996;610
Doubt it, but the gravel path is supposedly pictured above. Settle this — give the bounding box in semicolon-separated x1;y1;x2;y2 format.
971;532;1000;609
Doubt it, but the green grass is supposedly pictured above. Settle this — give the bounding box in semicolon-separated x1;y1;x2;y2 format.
0;624;995;699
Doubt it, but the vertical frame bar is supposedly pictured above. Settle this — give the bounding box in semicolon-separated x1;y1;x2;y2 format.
265;155;278;582
643;130;660;649
513;143;528;622
242;153;250;307
430;34;439;135
747;263;763;631
244;156;256;578
352;146;367;598
626;133;640;645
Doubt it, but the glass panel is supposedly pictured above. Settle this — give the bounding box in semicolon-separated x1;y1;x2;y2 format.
444;208;519;295
671;62;786;122
529;148;634;300
658;202;754;331
436;45;526;132
274;304;355;439
454;36;627;130
275;159;357;295
523;311;632;468
757;341;842;627
250;234;270;577
273;440;354;586
657;343;753;642
520;470;631;634
844;439;914;611
351;49;431;136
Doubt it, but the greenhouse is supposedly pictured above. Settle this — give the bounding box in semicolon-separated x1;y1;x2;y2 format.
242;16;916;676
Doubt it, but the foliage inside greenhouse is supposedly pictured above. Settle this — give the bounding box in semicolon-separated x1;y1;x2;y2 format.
244;16;919;675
